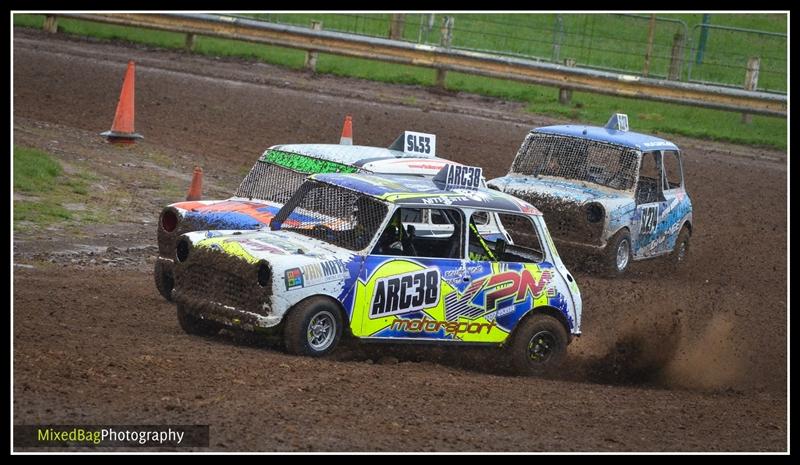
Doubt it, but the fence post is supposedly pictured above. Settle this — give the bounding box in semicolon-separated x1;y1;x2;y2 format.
389;14;406;40
43;15;58;33
185;33;196;52
695;13;712;65
741;56;760;124
304;20;323;72
426;14;435;42
551;14;564;62
643;14;656;77
668;30;685;81
435;16;454;90
558;58;576;104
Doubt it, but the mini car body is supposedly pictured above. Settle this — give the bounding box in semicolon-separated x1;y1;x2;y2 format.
487;114;693;274
171;165;582;374
156;131;483;301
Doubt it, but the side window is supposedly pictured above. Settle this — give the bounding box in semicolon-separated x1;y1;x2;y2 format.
468;212;544;264
400;208;423;223
662;151;683;190
639;151;660;180
373;208;464;259
472;211;490;226
430;209;451;225
636;151;664;204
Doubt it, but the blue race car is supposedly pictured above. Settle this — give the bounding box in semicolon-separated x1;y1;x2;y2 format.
487;114;693;275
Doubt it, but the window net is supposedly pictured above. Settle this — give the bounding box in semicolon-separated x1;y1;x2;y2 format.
512;132;640;191
271;180;389;252
235;149;362;203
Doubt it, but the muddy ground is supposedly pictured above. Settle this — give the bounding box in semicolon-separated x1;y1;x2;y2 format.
12;28;787;452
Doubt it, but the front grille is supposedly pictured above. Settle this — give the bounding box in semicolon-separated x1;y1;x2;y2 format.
174;257;272;316
181;266;250;308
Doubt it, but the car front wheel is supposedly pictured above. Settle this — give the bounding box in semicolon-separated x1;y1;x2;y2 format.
508;314;569;376
604;229;631;275
284;297;343;357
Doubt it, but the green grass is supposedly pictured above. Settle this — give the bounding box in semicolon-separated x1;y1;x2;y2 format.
13;145;63;193
446;72;786;148
13;13;787;150
13;146;107;229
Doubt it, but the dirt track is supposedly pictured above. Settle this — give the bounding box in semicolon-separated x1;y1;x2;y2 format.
12;28;787;452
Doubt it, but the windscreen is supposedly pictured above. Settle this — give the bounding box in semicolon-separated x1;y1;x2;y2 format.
512;132;640;190
235;149;361;203
271;180;389;252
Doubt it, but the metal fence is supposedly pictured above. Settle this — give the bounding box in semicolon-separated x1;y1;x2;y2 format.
245;13;786;93
44;13;786;115
686;24;787;92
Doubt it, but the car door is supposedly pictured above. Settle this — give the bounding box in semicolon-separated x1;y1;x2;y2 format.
659;150;691;254
456;211;563;344
350;207;468;340
631;150;668;259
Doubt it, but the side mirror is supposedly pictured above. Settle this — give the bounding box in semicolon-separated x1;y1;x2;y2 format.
406;224;416;239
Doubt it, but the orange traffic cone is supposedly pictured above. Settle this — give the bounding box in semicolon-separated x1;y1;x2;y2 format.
101;60;144;144
339;115;353;145
186;167;203;201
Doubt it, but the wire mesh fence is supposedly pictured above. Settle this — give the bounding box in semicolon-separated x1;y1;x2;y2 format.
686;24;787;92
242;13;786;93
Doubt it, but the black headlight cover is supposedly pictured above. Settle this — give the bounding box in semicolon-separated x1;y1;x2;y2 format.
257;261;272;287
586;202;605;223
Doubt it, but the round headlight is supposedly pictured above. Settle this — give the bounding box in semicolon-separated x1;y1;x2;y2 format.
176;239;191;263
257;262;272;287
586;203;604;223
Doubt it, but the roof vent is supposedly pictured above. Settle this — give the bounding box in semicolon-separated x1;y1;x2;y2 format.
605;113;629;132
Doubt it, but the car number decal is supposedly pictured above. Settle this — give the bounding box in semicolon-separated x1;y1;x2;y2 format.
640;205;659;234
403;131;436;157
370;269;440;318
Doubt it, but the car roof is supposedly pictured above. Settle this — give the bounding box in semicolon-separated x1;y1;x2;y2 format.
271;144;436;165
269;144;461;176
310;172;542;215
534;125;679;152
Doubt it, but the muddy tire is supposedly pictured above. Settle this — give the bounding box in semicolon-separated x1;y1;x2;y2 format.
154;261;174;301
670;227;691;268
177;305;221;337
604;229;632;275
509;314;569;376
284;297;343;357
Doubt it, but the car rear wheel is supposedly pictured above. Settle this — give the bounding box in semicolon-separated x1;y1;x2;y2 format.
284;297;343;357
508;314;569;376
177;305;221;337
670;227;691;267
604;229;631;275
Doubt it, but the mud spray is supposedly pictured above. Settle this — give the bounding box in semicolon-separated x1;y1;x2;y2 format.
578;307;744;391
661;313;742;391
